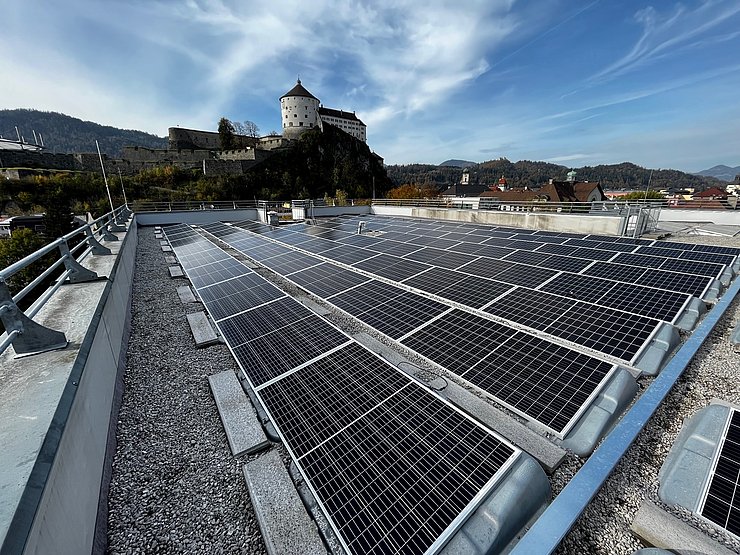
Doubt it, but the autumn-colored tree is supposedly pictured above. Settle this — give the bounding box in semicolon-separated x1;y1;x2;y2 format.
617;190;665;200
386;183;440;199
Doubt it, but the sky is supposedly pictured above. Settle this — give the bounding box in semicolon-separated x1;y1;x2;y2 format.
2;0;740;172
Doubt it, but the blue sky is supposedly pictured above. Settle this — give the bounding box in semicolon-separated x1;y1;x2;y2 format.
2;0;740;171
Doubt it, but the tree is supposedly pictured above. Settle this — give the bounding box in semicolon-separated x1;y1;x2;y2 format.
0;228;50;294
618;190;665;200
43;186;75;239
218;117;236;150
233;120;260;138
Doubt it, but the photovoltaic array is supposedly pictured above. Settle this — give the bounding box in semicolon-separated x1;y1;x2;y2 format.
163;224;521;555
201;220;617;436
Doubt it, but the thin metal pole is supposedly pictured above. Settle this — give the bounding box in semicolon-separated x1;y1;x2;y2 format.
117;168;128;206
96;140;115;213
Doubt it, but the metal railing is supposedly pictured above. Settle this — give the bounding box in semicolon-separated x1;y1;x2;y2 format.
0;205;131;356
130;200;259;212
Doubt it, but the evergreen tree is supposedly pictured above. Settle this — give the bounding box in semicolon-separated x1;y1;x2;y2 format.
218;117;236;150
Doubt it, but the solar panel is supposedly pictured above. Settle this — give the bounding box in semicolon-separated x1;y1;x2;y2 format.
258;343;517;554
540;273;690;322
402;310;615;435
461;332;613;434
198;278;285;321
288;262;370;297
485;288;571;329
699;409;740;537
229;315;350;386
492;264;559;288
456;258;513;278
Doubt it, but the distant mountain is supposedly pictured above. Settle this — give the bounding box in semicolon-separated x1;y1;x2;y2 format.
386;159;722;192
0;109;167;157
694;164;740;182
439;159;477;168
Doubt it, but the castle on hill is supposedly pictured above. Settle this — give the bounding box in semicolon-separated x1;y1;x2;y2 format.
0;80;370;178
169;79;366;150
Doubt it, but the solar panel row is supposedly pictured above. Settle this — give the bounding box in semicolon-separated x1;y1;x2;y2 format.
205;222;620;436
162;224;522;555
221;219;671;362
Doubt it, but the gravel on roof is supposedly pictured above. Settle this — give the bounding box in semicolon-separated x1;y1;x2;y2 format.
106;227;266;555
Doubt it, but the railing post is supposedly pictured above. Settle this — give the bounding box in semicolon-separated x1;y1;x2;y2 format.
58;241;100;283
83;225;112;255
0;280;67;356
108;212;126;233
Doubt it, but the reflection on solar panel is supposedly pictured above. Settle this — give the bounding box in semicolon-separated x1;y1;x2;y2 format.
700;409;740;537
260;343;518;555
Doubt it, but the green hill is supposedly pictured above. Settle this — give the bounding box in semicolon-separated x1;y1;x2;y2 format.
387;158;722;192
0;109;167;157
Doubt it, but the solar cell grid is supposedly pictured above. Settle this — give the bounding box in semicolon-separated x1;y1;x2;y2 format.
353;291;450;339
679;250;736;266
298;382;517;555
450;242;516;260
457;257;513;278
539;273;607;304
636;269;712;298
401;310;514;375
493;264;559;288
593;241;637;253
232;316;350;387
546;302;658;361
217;297;311;347
258;343;411;458
536;243;579;257
583;262;648;283
700;410;740;537
438;276;514;309
687;244;740;256
484;288;570;329
401;267;461;294
367;240;423;257
599;282;689;322
261;253;323;275
187;262;249;288
321;245;376;265
611;253;669;269
536;254;593;273
461;332;614;434
659;258;723;278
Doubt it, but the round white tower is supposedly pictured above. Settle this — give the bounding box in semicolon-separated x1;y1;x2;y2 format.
280;79;320;139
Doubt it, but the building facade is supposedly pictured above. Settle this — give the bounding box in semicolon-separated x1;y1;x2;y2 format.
280;79;366;142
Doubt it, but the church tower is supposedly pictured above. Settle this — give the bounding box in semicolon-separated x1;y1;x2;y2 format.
280;79;320;139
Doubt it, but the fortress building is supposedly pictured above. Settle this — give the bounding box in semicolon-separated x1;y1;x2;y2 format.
280;79;366;142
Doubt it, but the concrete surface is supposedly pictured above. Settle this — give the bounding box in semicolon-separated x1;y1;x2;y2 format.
208;371;269;456
176;285;197;304
0;223;135;553
168;265;185;278
631;501;736;555
243;449;326;555
186;311;219;347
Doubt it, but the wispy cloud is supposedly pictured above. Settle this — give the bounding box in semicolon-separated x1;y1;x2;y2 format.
591;1;740;82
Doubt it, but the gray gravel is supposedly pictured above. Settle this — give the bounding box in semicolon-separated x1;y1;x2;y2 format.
106;227;267;555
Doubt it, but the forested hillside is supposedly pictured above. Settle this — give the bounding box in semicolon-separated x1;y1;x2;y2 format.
0;109;167;156
387;159;722;192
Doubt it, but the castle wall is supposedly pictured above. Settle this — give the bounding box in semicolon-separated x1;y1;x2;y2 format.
168;127;257;150
281;96;319;139
0;150;79;171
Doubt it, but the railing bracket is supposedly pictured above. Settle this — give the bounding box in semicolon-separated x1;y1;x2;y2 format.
59;243;99;283
0;281;67;356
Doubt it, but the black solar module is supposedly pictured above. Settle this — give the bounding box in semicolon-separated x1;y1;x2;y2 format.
402;309;616;435
260;343;518;555
700;409;740;537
